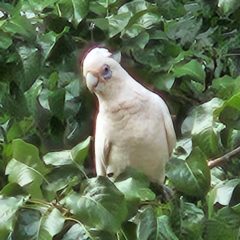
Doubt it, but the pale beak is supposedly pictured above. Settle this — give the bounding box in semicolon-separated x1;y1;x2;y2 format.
86;72;98;92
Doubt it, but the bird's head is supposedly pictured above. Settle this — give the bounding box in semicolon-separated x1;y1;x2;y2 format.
81;47;124;99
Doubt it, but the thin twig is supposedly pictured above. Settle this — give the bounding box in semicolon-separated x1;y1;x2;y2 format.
208;146;240;169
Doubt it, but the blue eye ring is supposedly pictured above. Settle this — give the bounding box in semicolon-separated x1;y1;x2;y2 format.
101;64;112;80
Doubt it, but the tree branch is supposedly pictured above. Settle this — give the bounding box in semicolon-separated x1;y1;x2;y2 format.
208;146;240;169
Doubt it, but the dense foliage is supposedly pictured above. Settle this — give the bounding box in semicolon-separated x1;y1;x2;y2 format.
0;0;240;239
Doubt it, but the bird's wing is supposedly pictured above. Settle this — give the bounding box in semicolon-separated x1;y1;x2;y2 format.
159;99;176;156
94;115;111;176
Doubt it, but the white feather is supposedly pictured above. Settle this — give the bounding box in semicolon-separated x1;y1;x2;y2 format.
82;47;176;184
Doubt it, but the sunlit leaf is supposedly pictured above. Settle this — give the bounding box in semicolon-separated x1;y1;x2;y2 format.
211;179;240;206
5;139;49;198
0;196;26;239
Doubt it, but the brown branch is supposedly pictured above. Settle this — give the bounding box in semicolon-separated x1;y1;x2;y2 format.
208;146;240;169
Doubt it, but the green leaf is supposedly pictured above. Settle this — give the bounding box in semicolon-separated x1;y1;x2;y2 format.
193;127;221;158
38;26;70;61
210;179;240;206
18;47;42;91
118;0;149;15
179;202;205;239
40;208;65;237
115;167;154;201
62;224;94;240
137;206;178;240
204;218;238;240
0;30;12;49
97;0;117;8
165;16;202;47
64;176;128;232
115;168;154;218
131;31;150;49
108;12;131;38
43;166;81;193
5;139;49;198
22;0;58;12
157;215;179;240
214;92;240;130
3;15;35;41
210;75;240;100
219;105;240;130
173;59;206;83
71;136;91;165
0;183;28;197
0;196;26;239
182;98;224;157
166;147;210;198
43;150;72;166
89;2;106;15
58;0;89;27
43;136;90;166
11;139;47;175
12;208;65;240
136;206;158;240
48;88;65;120
218;0;240;15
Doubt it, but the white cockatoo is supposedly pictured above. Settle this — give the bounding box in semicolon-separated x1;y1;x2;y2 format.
82;47;176;184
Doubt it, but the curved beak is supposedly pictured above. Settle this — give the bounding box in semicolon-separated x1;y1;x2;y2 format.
86;72;98;92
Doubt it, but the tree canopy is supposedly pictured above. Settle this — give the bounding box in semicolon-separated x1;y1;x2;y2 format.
0;0;240;239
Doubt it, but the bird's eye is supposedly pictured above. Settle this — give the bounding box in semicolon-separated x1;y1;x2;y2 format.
101;65;112;80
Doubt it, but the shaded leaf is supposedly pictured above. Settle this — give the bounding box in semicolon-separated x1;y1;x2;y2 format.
43;136;91;166
179;202;205;239
173;59;206;83
62;224;94;240
137;206;178;240
108;12;131;37
58;0;88;27
166;147;210;198
4;14;35;41
115;168;154;218
71;136;91;165
210;75;240;100
0;30;12;49
64;177;128;232
12;208;65;240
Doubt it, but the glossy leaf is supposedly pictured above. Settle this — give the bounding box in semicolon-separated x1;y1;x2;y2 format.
166;147;210;198
0;196;26;239
43;136;91;166
137;206;178;240
12;208;65;240
65;177;128;232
